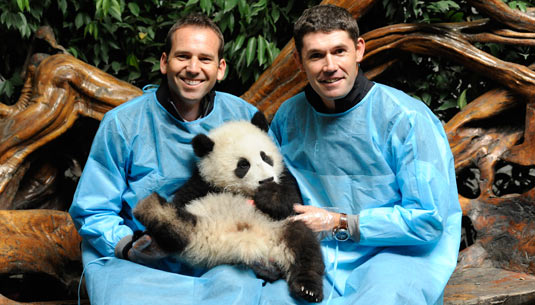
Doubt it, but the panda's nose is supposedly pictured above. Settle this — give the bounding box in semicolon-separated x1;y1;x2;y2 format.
259;177;274;184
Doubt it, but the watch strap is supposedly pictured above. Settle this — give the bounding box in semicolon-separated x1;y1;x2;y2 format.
339;213;348;230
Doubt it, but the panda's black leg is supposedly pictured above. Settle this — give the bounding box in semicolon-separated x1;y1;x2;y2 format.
282;221;324;303
133;193;196;254
147;206;198;253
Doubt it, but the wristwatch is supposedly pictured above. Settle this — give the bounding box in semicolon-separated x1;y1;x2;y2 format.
332;213;350;241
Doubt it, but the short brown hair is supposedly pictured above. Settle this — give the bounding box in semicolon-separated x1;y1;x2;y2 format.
294;5;360;56
165;13;225;60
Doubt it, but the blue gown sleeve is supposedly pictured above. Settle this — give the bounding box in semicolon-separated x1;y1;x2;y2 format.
69;114;134;257
358;111;457;247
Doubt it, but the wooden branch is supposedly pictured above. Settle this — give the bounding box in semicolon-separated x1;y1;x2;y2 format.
0;54;142;196
362;22;535;97
467;0;535;32
0;210;82;294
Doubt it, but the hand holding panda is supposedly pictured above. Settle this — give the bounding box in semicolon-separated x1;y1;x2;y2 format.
133;112;325;303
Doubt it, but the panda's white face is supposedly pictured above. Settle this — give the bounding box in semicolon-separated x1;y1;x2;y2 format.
197;121;284;197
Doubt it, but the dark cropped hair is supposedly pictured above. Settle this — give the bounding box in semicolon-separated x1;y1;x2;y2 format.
293;5;360;56
165;13;225;60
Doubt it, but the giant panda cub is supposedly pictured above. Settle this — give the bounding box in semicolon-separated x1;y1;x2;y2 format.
133;112;324;303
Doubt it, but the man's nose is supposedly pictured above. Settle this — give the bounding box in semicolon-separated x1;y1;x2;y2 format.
323;54;337;72
186;57;200;73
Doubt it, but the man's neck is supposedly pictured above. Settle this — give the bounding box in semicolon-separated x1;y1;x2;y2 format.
321;98;336;112
305;69;374;114
155;81;215;122
171;99;200;122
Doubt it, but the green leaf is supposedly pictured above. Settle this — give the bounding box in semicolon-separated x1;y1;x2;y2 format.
245;36;256;67
127;53;140;70
67;47;79;58
271;7;280;23
200;0;213;14
128;2;140;17
108;40;120;50
111;61;122;73
17;12;27;31
231;34;245;54
235;48;246;70
436;99;457;111
224;0;239;13
257;35;266;66
58;0;67;15
228;11;235;32
109;0;122;21
16;0;24;12
127;71;141;82
0;79;14;98
420;92;432;105
101;43;109;64
457;88;468;109
237;0;247;17
186;0;200;7
265;42;274;63
251;0;267;9
75;13;85;29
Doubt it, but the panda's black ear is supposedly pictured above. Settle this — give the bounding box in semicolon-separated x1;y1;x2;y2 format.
251;111;269;132
192;134;214;157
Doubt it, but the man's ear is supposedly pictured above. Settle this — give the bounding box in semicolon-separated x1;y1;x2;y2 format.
293;48;303;70
355;37;366;64
160;52;168;75
192;134;215;157
216;58;227;81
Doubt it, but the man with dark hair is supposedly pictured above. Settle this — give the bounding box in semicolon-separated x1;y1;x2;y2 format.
269;4;462;304
69;13;260;304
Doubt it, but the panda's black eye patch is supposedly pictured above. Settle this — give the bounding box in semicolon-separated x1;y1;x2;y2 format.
260;151;273;166
235;158;250;178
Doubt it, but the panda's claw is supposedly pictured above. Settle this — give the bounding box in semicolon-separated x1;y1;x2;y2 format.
290;277;323;303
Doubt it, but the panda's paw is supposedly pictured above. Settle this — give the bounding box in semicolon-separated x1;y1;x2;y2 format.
254;182;294;220
289;276;323;303
254;182;280;205
249;260;284;282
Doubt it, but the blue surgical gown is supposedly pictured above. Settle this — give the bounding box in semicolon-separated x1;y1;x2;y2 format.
69;88;287;304
269;83;462;305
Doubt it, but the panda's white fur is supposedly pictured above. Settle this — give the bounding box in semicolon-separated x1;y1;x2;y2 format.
134;113;324;303
197;120;284;196
180;193;293;271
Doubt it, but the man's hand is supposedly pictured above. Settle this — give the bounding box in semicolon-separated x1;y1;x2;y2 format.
115;232;170;266
290;204;340;232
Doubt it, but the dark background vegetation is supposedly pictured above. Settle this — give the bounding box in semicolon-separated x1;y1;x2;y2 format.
1;0;534;122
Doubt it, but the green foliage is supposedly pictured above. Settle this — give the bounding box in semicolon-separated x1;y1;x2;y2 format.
364;0;535;121
0;0;318;104
1;0;534;119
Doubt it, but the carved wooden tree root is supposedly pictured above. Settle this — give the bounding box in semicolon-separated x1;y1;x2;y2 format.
0;210;83;303
1;0;535;304
0;54;142;203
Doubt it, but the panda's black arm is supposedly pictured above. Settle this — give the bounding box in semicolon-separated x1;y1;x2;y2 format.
253;168;303;220
170;168;217;207
279;168;304;207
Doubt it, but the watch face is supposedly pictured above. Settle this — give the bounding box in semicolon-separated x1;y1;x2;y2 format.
335;229;349;241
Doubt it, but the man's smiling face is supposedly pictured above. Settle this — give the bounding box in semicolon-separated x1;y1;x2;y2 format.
297;30;365;107
160;25;226;106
